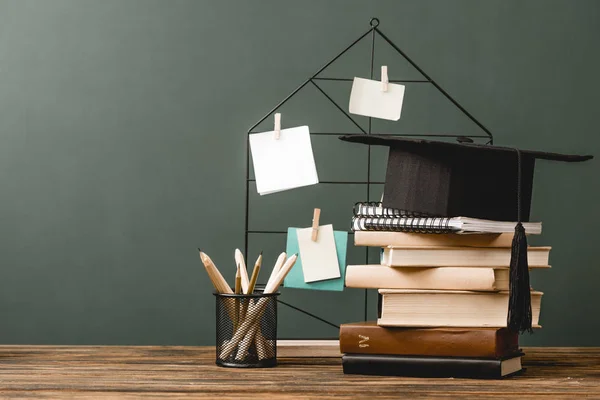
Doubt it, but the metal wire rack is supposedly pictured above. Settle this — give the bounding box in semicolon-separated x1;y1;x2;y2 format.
244;18;494;331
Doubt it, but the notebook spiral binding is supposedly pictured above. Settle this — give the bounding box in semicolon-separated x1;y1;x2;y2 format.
352;202;427;218
351;216;453;234
352;202;453;234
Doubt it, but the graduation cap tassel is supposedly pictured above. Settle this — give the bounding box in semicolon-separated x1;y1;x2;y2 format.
507;149;533;334
508;221;532;333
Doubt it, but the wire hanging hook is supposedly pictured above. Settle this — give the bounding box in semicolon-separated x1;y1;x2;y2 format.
370;18;380;27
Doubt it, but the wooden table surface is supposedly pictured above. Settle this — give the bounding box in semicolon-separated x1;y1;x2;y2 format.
0;346;598;399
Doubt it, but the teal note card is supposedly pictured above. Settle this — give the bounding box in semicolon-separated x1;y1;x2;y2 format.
284;227;348;291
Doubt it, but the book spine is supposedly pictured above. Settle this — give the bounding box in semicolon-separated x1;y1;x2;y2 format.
342;354;506;379
339;325;517;358
345;265;499;291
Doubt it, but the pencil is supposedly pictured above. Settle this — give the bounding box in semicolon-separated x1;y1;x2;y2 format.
246;252;263;357
199;249;236;328
247;252;262;295
235;249;250;293
222;254;298;359
235;263;242;295
264;254;297;294
234;263;242;331
266;252;286;290
240;252;262;324
198;249;232;294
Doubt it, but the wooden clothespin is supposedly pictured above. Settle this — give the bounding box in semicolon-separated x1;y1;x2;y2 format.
274;113;281;140
311;208;321;242
381;65;389;92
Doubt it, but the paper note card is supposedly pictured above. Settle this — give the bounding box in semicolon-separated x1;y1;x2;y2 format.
249;125;319;195
295;224;341;283
284;227;348;291
349;77;405;121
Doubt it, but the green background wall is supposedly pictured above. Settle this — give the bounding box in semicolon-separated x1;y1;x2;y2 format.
0;0;597;345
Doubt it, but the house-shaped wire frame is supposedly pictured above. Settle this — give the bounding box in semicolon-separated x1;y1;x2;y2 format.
244;18;494;331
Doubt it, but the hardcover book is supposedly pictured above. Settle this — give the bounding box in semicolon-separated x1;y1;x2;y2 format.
342;353;524;379
378;289;543;328
340;322;518;358
345;266;517;291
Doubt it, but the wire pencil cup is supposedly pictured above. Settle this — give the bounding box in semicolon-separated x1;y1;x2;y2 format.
214;289;279;368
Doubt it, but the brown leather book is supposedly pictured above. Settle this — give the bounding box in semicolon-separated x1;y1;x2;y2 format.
339;322;518;358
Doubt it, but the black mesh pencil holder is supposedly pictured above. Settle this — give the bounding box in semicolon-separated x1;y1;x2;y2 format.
214;288;279;368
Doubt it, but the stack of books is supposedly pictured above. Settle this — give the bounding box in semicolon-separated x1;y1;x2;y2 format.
340;202;550;378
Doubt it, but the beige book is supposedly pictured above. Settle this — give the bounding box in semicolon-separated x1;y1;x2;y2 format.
347;266;515;291
381;246;551;267
276;340;340;358
346;265;548;290
377;289;542;328
354;231;515;248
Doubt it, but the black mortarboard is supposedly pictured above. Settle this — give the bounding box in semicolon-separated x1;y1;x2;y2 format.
340;134;593;333
340;135;592;221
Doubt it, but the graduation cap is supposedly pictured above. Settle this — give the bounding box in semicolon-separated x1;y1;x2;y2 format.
340;134;593;333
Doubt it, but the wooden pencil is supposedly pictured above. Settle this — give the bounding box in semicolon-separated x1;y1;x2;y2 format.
223;254;298;359
266;252;286;290
265;254;298;294
234;263;242;331
247;252;262;295
198;250;237;333
241;252;262;324
234;264;242;295
235;249;250;293
198;249;232;294
246;252;264;357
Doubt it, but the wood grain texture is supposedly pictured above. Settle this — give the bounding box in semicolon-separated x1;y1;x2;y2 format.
0;346;598;399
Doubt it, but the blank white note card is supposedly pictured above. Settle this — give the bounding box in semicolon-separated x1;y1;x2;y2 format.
249;125;319;195
349;77;405;121
297;224;341;283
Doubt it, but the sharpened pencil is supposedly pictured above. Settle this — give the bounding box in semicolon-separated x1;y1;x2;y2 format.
235;263;242;295
198;249;232;294
247;252;262;294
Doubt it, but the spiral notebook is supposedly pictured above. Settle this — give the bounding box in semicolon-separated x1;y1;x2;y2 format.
351;202;542;235
353;202;427;218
